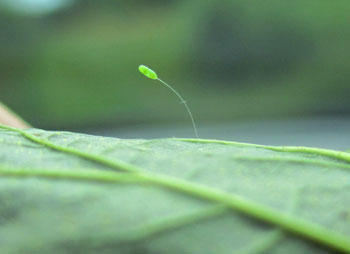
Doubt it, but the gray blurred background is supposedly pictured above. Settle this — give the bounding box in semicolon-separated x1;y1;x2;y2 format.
1;0;350;148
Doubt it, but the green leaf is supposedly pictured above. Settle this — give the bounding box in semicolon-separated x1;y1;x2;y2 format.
0;125;349;254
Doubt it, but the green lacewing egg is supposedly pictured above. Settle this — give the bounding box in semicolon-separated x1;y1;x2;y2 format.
139;65;158;80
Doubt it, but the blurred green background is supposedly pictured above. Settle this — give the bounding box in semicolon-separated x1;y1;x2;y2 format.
1;0;350;143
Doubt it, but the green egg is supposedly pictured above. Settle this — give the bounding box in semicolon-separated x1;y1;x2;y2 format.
139;65;158;80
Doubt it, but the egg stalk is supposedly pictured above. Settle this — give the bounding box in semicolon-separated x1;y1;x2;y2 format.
157;78;198;139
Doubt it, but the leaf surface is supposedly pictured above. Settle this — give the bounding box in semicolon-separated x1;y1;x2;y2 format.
0;125;349;254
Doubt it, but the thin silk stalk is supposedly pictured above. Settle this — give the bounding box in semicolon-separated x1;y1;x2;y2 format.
157;78;198;139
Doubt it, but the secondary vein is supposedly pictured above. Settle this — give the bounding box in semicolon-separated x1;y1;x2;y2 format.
0;125;137;173
115;205;228;242
232;155;350;170
139;173;350;253
176;138;350;163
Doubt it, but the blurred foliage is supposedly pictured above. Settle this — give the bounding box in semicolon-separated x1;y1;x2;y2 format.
0;0;350;129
